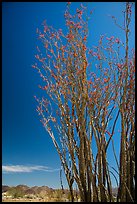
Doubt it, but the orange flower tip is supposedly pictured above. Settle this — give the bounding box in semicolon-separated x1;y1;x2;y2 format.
51;117;56;122
35;54;40;59
39;34;44;38
83;36;87;41
104;78;109;83
115;38;120;43
44;85;48;90
97;55;101;60
117;63;122;68
106;36;114;41
76;9;83;15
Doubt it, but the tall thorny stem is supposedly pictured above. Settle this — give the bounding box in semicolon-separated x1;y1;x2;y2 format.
33;2;135;202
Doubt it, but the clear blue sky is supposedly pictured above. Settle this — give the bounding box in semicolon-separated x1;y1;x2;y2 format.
2;2;135;189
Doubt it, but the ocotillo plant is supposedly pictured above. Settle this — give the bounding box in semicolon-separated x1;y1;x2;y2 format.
33;2;135;202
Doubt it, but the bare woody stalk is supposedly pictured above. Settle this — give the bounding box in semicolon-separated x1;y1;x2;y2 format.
116;3;135;202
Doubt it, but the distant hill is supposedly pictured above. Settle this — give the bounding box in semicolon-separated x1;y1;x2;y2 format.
2;185;10;193
15;185;30;191
2;185;54;196
2;184;118;198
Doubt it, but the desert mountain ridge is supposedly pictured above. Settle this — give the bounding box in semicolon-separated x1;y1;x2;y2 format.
2;184;118;196
2;184;74;196
3;184;62;192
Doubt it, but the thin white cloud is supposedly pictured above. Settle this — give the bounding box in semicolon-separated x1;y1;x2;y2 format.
2;165;60;174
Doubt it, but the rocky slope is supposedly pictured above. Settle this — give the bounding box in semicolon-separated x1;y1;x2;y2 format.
2;184;118;200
